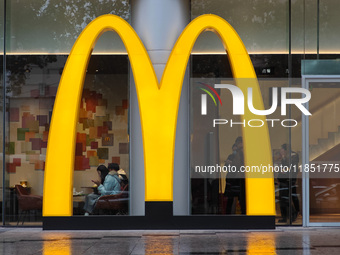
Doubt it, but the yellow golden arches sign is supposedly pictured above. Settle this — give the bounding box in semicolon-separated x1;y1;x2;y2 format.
43;14;275;217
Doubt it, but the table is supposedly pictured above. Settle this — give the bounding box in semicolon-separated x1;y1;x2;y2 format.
73;195;86;215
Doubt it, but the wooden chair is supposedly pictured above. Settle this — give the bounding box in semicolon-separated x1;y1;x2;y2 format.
15;185;42;225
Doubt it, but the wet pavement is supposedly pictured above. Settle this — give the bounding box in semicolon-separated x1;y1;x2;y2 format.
0;227;339;254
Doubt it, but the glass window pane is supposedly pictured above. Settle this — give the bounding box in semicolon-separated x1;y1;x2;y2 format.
191;0;289;54
308;80;340;223
190;1;302;226
5;1;130;225
319;0;340;53
7;0;129;54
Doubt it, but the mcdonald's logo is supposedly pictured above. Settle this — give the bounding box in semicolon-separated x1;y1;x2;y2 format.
43;14;275;217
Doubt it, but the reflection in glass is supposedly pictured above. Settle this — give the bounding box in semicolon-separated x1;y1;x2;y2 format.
144;236;177;255
7;0;130;54
247;233;276;254
43;234;71;255
191;0;288;54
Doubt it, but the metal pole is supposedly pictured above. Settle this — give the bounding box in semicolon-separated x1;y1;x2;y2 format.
288;0;293;225
130;0;190;215
2;0;7;226
317;0;320;59
301;76;310;227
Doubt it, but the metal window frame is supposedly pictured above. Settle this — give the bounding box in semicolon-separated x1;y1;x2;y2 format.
2;0;6;226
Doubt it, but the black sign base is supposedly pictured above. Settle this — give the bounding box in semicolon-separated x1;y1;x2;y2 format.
43;202;275;230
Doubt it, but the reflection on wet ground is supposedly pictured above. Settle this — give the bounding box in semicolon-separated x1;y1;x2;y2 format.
0;227;339;254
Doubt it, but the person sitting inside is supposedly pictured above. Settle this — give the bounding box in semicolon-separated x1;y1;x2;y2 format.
117;168;129;188
96;163;122;196
83;163;121;215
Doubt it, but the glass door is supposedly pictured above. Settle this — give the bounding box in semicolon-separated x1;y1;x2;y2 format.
302;75;340;226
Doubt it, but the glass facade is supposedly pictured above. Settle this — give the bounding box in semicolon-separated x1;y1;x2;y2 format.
0;0;340;228
190;0;340;226
2;0;130;225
